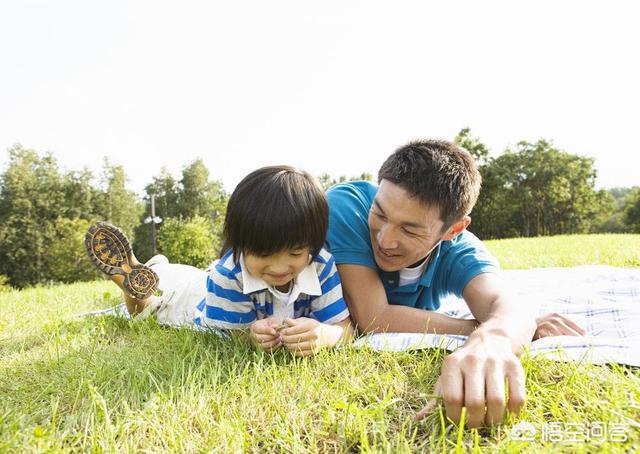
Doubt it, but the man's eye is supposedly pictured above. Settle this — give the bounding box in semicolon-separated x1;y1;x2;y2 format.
402;228;417;236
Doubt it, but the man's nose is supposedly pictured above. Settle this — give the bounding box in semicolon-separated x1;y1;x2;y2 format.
377;224;398;249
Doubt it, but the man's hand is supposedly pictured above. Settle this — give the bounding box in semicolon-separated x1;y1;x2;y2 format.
534;313;586;339
416;332;526;427
249;317;283;353
280;317;344;357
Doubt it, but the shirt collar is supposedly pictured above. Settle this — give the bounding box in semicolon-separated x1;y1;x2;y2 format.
239;255;322;297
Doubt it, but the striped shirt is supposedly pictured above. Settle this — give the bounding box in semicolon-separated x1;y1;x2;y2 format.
197;247;349;330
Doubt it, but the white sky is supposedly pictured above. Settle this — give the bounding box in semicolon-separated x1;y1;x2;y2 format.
1;0;638;195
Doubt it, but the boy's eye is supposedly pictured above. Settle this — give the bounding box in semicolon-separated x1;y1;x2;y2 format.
290;251;304;257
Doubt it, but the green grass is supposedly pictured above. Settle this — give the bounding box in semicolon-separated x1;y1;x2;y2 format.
1;234;640;452
485;234;640;269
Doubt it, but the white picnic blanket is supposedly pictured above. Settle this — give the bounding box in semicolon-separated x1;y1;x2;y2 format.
353;266;640;367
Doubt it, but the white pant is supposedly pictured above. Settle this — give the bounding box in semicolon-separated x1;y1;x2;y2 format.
136;257;208;327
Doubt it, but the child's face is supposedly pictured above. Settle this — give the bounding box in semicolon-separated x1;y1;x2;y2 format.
243;248;311;289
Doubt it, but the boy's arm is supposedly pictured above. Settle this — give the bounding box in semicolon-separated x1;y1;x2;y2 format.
337;263;479;335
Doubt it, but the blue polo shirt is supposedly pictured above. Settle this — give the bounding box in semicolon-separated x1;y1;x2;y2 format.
326;181;499;311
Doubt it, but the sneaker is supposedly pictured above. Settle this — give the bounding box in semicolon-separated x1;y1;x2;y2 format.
85;222;159;299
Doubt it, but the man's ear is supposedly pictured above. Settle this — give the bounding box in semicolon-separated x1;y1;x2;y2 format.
442;216;471;241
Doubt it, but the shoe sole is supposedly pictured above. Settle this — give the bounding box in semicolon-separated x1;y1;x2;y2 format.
85;222;159;300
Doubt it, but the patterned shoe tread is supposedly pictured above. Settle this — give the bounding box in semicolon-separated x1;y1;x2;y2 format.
85;222;158;299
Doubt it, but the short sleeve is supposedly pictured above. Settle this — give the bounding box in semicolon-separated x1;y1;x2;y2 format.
309;250;350;324
441;231;500;298
202;263;257;329
326;182;377;269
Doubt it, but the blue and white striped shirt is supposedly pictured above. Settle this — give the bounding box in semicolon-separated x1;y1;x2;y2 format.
197;247;349;330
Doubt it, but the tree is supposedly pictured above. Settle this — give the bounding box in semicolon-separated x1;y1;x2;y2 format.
46;218;102;283
0;145;66;286
468;138;605;239
178;159;224;219
96;159;143;238
623;188;640;233
454;127;490;165
318;172;373;191
157;216;218;268
144;166;180;219
133;160;227;263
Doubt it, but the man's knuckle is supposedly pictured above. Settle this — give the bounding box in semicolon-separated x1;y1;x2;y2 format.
442;394;463;407
465;399;484;411
487;395;506;408
508;396;526;411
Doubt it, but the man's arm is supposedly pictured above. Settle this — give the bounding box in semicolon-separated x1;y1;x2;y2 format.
338;263;479;335
418;273;537;427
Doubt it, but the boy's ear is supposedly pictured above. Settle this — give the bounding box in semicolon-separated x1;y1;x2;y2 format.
442;216;471;241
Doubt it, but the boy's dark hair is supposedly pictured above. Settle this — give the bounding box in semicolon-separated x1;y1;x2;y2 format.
378;139;481;230
221;165;328;260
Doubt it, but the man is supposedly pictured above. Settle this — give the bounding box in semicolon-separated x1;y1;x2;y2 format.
326;139;581;428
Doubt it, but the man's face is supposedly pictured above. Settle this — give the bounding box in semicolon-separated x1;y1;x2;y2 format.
368;179;447;272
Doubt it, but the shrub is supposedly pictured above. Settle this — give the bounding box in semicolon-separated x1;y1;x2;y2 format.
46;218;103;283
157;216;218;268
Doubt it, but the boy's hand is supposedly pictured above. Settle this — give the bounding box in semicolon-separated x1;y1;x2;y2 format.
250;317;283;353
280;317;343;357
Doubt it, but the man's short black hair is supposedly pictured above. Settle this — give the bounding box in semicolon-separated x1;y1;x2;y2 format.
221;165;328;260
378;139;481;229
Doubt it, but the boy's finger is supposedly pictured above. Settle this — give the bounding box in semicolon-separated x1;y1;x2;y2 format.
254;333;278;343
260;338;282;349
281;332;312;345
253;325;277;336
280;323;313;336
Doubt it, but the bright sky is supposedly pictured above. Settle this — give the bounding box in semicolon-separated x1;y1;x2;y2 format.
1;1;638;195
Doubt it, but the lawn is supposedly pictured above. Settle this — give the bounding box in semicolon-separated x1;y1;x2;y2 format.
1;234;639;452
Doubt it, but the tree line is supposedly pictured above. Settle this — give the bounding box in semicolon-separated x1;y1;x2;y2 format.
454;129;639;239
1;132;639;288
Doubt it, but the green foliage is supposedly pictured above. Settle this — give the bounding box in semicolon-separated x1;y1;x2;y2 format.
134;159;227;263
468;137;608;239
46;218;103;283
178;158;227;220
623;188;640;233
318;172;374;191
157;216;218;268
95;159;143;239
454;127;490;165
0;146;65;286
0;146;141;287
0;275;11;292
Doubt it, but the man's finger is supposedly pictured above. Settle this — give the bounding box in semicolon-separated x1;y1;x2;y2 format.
484;368;506;425
558;319;586;336
505;360;526;414
440;357;464;424
463;361;486;428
